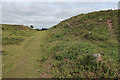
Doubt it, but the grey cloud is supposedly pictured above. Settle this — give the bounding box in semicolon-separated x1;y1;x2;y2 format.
2;2;117;28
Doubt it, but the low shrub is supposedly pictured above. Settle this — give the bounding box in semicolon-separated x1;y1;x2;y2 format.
40;56;48;62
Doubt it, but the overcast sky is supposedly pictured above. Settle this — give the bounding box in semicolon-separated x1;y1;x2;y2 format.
2;2;118;29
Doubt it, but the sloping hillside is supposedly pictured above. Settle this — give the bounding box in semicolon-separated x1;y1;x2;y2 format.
38;10;119;78
49;10;118;43
2;24;35;45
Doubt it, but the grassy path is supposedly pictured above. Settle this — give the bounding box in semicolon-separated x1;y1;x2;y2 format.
2;31;48;78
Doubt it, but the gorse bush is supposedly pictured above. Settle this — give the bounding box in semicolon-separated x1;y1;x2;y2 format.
40;56;48;62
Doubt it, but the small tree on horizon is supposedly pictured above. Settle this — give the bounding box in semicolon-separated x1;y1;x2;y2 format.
30;25;34;29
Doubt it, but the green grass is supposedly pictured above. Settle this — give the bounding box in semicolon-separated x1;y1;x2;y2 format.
2;24;50;78
2;31;50;78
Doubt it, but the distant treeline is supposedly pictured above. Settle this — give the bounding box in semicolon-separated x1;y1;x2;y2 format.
35;28;48;31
